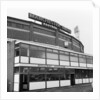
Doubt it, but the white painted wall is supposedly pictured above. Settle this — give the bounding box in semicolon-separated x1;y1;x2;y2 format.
29;82;45;90
60;61;69;66
78;79;82;83
47;59;59;65
83;78;86;83
47;81;59;88
14;83;19;91
87;64;93;67
90;78;93;82
80;63;86;67
15;56;19;63
14;74;19;83
60;80;70;86
75;79;79;84
30;57;45;64
71;62;78;66
20;56;29;63
85;78;89;83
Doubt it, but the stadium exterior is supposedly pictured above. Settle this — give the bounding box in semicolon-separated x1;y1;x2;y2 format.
7;13;93;92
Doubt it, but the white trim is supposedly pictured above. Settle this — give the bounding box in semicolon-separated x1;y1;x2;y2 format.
71;62;78;66
60;61;69;66
14;63;93;69
30;57;45;64
7;26;30;32
15;63;38;67
47;59;59;65
34;31;56;38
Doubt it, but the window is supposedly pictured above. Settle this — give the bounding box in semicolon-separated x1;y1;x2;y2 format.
60;74;70;80
16;23;23;29
47;48;58;60
79;57;86;63
87;59;93;64
29;67;40;73
30;46;45;58
60;74;66;80
39;67;46;72
30;74;45;82
86;56;93;64
7;21;12;26
70;56;78;62
47;53;58;60
70;53;78;62
14;67;19;73
59;51;69;61
20;67;29;73
15;48;19;56
60;55;69;61
20;44;29;56
47;74;59;81
75;69;82;79
24;25;30;30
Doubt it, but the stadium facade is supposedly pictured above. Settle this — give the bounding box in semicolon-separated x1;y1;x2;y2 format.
7;13;93;92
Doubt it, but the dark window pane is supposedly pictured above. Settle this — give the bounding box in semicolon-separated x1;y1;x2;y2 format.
60;74;66;80
20;67;29;73
7;21;12;26
14;67;19;73
47;68;53;72
29;67;39;72
30;46;45;58
20;44;29;56
47;74;59;81
15;49;19;56
24;25;30;30
30;74;45;82
39;67;46;72
16;23;23;29
20;48;28;56
66;74;70;80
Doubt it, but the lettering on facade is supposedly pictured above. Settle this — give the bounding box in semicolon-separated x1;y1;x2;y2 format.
28;13;71;33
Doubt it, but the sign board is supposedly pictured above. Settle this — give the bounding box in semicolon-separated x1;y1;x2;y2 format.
28;13;71;34
64;41;69;47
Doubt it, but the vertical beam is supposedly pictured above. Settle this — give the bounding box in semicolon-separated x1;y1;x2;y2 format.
7;41;15;92
78;54;80;67
69;52;71;67
55;29;59;46
29;22;34;41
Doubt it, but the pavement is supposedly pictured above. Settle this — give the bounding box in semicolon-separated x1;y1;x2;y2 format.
29;83;93;92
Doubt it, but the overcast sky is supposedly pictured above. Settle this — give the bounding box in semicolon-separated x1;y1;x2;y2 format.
7;1;93;55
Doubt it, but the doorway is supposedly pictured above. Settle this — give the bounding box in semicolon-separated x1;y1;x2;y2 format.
19;74;29;92
71;74;75;85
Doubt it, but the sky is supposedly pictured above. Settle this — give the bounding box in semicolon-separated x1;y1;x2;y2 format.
7;1;93;55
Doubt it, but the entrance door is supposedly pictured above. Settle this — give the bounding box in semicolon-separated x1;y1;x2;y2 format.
71;74;75;85
20;74;29;92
